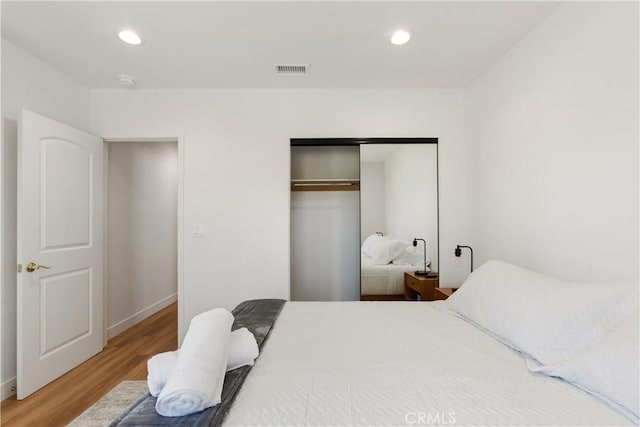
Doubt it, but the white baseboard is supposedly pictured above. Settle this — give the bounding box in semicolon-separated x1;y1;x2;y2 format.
107;293;177;339
1;377;16;400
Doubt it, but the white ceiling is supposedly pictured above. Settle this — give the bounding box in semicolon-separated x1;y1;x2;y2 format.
1;1;559;89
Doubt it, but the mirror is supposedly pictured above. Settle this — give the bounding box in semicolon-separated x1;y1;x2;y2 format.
359;143;438;300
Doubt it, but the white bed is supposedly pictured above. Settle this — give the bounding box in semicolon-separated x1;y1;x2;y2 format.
224;301;633;426
360;254;424;296
359;235;431;297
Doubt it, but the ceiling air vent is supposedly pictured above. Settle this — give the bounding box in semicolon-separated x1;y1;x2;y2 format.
275;64;308;76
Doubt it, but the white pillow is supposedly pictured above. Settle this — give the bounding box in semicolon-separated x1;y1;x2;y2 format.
533;310;639;421
446;260;638;367
368;239;408;265
393;245;430;266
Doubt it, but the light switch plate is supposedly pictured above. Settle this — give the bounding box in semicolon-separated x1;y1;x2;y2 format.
191;224;205;238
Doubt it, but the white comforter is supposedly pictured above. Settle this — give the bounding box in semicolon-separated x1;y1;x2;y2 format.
224;301;632;426
361;255;422;295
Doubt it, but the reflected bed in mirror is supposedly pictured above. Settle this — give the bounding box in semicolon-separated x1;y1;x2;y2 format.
360;143;438;300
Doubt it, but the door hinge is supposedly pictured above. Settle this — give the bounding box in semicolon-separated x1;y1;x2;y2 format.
17;264;22;273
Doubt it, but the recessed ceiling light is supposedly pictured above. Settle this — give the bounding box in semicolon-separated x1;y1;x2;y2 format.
391;30;411;46
118;30;142;45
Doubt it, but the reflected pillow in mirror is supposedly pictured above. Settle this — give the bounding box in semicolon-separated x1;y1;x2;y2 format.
393;245;430;266
369;239;408;265
361;233;392;256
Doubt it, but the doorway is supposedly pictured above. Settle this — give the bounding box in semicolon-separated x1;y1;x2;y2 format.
104;140;178;339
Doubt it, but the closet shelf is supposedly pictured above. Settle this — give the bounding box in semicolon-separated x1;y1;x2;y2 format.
291;179;360;192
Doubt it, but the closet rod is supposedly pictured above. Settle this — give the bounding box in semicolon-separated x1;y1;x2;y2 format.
291;179;360;192
294;183;353;187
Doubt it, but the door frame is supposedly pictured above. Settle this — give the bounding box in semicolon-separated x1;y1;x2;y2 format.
101;134;185;346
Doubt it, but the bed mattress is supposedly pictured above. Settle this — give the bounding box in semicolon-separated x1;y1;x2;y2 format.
361;257;419;295
223;301;632;426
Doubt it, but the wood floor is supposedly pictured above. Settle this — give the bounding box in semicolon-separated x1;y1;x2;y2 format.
1;303;177;426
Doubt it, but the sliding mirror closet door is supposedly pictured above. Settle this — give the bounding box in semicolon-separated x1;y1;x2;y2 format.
360;144;438;300
290;145;360;301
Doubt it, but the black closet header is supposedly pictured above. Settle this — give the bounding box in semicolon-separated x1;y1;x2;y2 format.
290;137;438;146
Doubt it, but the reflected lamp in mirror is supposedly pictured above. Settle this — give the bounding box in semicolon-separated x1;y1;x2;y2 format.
454;244;474;272
412;238;429;276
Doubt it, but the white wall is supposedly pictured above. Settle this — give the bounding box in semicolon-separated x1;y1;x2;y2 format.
466;2;639;282
1;39;91;129
360;162;386;242
385;145;439;270
0;39;91;398
291;145;360;180
106;140;178;338
90;89;470;337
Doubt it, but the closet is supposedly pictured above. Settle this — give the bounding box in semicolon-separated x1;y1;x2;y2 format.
290;138;439;302
290;144;360;301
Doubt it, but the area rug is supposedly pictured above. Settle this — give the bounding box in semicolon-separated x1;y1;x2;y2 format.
67;381;148;427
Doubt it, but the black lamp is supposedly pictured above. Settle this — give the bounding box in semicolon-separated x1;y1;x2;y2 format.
455;244;474;272
412;238;429;276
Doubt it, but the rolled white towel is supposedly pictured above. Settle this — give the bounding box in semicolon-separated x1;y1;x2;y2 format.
227;327;260;370
148;352;176;397
155;308;233;417
147;327;259;397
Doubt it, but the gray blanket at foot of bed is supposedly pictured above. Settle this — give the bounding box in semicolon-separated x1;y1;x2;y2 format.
109;299;286;427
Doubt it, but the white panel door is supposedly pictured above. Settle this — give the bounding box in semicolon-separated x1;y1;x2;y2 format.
17;110;103;399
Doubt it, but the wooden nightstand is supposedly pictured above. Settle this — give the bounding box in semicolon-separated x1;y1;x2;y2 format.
404;271;439;301
433;287;457;301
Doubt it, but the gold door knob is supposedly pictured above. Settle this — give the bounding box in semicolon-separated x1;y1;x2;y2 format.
26;262;51;273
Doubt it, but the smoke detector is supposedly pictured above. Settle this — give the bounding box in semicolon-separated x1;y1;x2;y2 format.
118;74;136;88
275;64;308;76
